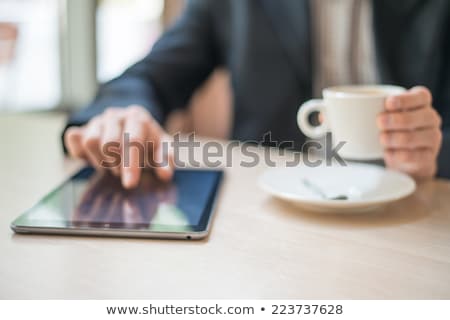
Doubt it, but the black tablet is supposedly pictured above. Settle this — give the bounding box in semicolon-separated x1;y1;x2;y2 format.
11;167;223;240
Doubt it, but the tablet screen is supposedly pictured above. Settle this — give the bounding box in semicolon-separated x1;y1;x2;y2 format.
13;168;223;233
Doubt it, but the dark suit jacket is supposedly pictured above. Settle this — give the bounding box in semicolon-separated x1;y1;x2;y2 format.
66;0;450;178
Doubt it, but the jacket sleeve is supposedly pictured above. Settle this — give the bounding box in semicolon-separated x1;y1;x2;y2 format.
436;9;450;179
64;0;219;130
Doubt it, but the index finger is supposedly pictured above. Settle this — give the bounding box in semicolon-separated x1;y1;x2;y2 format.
385;86;432;111
122;117;147;189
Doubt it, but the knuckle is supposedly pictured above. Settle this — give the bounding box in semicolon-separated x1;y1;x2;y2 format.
104;107;121;118
134;118;149;127
127;105;146;116
128;134;144;145
90;115;102;124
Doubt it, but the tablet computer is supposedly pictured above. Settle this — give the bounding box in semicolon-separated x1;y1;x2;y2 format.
11;167;223;240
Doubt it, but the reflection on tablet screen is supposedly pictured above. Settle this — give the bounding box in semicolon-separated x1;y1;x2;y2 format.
19;168;221;232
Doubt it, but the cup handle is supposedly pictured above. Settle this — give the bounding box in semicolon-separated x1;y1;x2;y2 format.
297;99;328;139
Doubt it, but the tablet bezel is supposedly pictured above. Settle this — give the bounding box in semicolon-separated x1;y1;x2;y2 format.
11;168;224;240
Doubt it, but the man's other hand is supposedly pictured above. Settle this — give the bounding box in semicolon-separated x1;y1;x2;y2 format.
377;86;443;180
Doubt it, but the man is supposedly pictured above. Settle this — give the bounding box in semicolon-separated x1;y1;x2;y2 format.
64;0;448;189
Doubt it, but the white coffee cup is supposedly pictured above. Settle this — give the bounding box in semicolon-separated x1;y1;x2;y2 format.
297;85;406;160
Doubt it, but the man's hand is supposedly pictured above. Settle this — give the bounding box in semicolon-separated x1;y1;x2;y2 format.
377;86;442;180
64;105;174;189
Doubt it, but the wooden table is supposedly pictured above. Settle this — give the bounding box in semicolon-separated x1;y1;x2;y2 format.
1;112;450;299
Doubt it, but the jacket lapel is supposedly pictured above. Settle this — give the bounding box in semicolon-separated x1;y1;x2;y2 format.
260;0;312;94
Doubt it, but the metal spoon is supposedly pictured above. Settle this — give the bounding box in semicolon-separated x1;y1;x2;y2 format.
301;178;348;200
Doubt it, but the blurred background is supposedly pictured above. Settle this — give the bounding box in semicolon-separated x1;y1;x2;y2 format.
0;0;230;138
0;0;185;112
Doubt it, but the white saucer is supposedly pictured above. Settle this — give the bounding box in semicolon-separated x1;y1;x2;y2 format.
259;163;416;213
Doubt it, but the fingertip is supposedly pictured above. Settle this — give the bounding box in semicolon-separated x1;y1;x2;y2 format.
158;150;175;182
156;166;174;182
411;86;432;103
122;169;139;189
